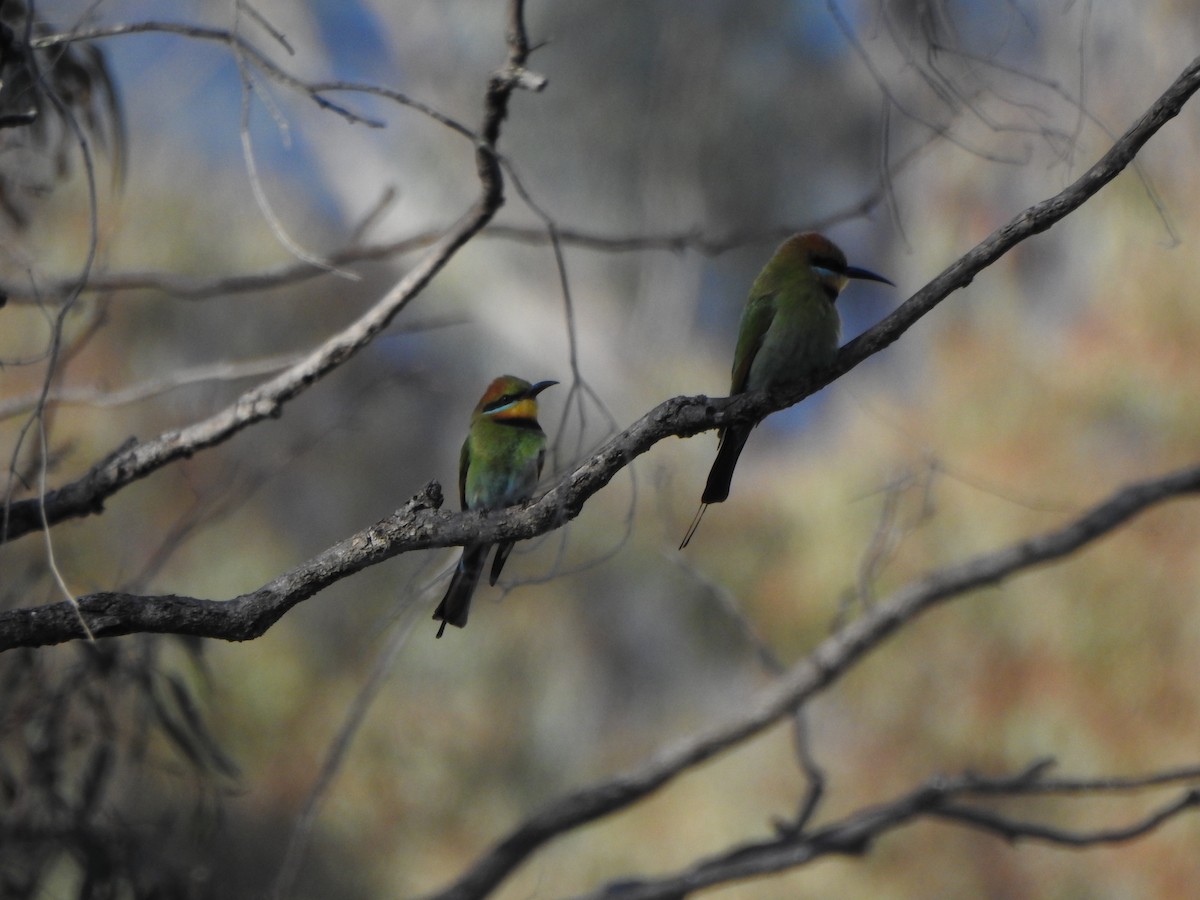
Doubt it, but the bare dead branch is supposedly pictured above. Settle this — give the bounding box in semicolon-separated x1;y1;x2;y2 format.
568;766;1200;900
932;790;1200;847
1;446;1195;652
833;52;1200;373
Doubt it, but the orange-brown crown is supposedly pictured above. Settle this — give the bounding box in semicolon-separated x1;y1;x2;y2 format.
776;232;848;271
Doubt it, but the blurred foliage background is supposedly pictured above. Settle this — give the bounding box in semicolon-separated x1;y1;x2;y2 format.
1;0;1199;897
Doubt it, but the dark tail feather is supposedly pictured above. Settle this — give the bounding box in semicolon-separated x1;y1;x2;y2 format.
434;544;489;637
701;426;751;504
681;427;751;549
489;540;515;586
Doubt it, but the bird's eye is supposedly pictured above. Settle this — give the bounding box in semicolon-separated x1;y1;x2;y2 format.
811;255;845;279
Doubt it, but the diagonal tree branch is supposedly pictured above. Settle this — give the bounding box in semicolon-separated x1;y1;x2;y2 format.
832;52;1200;374
2;442;1197;652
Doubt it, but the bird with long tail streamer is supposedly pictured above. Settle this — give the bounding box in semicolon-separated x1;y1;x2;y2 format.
681;233;893;548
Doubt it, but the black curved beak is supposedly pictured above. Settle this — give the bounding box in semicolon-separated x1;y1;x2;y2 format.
844;265;895;287
527;380;559;398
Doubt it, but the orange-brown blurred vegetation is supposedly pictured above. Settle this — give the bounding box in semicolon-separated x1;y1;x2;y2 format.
2;1;1200;897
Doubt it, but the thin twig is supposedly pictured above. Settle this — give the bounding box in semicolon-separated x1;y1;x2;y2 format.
570;769;1200;900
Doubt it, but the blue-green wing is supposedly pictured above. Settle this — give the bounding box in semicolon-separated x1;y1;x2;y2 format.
458;436;471;511
730;290;777;395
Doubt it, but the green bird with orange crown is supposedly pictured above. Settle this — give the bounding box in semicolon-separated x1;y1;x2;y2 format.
434;375;558;637
681;232;893;548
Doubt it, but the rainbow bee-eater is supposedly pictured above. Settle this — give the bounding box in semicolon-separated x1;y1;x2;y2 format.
434;375;558;637
681;232;893;548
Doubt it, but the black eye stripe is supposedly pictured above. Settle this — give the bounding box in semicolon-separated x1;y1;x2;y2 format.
484;393;519;412
811;255;846;274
